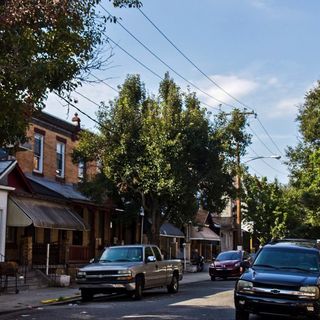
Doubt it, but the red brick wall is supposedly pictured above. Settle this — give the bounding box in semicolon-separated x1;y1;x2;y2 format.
16;123;79;184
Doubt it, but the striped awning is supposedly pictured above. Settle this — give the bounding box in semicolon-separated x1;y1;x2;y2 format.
7;196;90;231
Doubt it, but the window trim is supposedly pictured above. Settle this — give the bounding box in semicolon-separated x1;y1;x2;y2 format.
33;133;44;174
56;141;66;178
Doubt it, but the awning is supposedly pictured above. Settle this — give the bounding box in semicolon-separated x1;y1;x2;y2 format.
190;226;220;242
160;222;185;238
7;196;90;231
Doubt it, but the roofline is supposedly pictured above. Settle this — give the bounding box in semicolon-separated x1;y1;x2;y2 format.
0;160;17;180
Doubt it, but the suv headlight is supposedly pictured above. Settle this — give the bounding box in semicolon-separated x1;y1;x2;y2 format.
77;271;86;278
300;286;320;299
236;280;253;293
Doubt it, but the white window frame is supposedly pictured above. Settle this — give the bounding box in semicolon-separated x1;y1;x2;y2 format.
78;160;85;179
56;142;65;178
33;133;44;173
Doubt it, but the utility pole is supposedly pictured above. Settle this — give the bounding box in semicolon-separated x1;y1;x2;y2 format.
224;110;255;250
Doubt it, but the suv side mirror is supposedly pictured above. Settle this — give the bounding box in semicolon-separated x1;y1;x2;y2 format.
240;260;251;269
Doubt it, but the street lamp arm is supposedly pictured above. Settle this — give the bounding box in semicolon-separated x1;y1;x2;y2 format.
243;155;281;164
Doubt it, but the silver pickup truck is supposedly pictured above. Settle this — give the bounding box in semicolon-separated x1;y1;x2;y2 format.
76;244;183;301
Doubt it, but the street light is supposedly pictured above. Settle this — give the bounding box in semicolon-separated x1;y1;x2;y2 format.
243;155;281;164
235;155;281;249
140;207;145;244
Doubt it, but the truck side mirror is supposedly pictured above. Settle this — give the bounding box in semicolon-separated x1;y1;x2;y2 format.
146;256;157;263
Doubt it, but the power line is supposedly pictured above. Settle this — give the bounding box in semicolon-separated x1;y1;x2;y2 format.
248;123;277;156
90;73;120;93
138;7;253;111
138;7;286;161
256;116;285;157
248;145;287;176
100;5;234;108
107;36;163;80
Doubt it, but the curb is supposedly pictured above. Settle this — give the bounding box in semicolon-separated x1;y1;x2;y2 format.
41;294;81;305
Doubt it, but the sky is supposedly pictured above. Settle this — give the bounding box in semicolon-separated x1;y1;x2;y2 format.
45;0;320;184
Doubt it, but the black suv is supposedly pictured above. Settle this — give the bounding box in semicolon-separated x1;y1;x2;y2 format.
234;239;320;320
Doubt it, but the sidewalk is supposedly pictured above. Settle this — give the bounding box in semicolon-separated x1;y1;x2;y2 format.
0;267;210;316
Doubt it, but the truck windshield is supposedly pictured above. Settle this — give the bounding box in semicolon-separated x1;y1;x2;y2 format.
100;247;143;262
253;248;320;272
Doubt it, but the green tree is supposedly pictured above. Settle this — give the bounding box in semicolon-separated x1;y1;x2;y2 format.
0;0;140;148
287;81;320;223
75;74;232;244
241;174;289;245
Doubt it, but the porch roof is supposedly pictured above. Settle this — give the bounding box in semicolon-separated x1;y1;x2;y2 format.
160;222;185;238
7;196;90;231
190;226;220;242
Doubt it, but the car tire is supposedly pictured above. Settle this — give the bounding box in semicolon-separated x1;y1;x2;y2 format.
235;308;249;320
133;276;143;300
81;289;93;302
167;274;179;293
211;275;215;281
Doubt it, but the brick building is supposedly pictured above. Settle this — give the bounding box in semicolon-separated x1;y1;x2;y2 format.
1;112;115;274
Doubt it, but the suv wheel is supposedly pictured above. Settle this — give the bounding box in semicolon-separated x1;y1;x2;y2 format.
235;308;249;320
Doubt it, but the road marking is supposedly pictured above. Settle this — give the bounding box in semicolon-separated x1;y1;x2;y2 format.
170;289;234;308
122;316;182;319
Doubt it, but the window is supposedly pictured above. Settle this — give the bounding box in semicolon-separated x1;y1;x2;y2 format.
56;142;65;178
33;133;44;173
78;160;85;179
44;229;51;244
72;231;83;246
6;227;17;244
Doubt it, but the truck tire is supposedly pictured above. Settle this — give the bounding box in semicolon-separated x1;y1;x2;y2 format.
133;276;143;300
81;289;93;302
211;275;215;281
235;308;249;320
167;274;179;293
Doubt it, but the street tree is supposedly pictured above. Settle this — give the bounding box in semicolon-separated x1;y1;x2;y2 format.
74;73;232;244
0;0;141;148
241;173;289;245
286;81;320;224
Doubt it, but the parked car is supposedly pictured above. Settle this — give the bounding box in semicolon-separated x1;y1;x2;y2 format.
76;244;183;301
209;250;251;281
234;239;320;320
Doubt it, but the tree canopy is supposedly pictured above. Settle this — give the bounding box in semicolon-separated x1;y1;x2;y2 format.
286;81;320;224
75;73;233;244
0;0;140;148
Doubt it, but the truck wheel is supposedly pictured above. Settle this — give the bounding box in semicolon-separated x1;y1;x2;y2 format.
133;276;143;300
167;274;179;293
81;289;93;302
235;308;249;320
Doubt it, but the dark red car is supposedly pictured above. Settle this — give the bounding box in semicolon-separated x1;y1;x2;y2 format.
209;250;251;281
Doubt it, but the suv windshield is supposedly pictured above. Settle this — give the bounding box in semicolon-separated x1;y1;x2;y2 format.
217;251;241;261
253;248;320;272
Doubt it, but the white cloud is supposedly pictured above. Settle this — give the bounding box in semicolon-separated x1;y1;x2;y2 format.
270;97;301;118
267;77;279;86
196;74;259;107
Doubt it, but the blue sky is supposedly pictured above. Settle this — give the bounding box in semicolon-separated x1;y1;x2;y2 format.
46;0;320;184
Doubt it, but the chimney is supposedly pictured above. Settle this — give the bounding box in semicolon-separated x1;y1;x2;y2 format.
72;113;81;130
